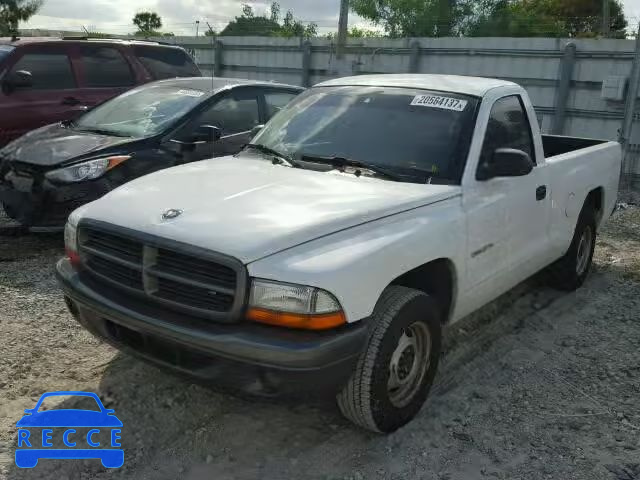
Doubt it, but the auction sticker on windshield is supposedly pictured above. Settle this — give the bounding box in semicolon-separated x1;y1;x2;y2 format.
410;95;468;111
176;89;204;97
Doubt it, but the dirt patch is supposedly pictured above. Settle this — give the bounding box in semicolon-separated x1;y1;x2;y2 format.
0;207;639;480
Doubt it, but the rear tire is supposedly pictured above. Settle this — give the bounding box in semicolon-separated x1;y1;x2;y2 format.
547;205;596;291
336;286;441;433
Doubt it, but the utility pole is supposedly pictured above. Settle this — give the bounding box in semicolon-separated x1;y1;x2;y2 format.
602;0;610;37
195;20;200;37
619;26;640;182
337;0;349;59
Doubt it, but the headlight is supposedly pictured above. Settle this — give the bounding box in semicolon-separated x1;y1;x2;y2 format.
64;220;77;252
248;279;345;330
46;155;130;183
64;212;80;266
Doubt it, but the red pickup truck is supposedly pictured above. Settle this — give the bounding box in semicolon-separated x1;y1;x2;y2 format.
0;37;201;147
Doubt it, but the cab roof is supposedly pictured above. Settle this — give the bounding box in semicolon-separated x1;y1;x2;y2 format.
151;76;304;94
315;74;518;97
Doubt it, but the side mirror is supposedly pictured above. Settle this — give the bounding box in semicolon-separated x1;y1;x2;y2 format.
250;124;265;137
3;70;33;91
192;124;222;143
477;148;533;181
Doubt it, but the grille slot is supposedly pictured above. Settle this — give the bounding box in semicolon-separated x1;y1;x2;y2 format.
84;230;142;263
78;225;242;321
156;249;236;289
86;256;143;291
154;277;234;312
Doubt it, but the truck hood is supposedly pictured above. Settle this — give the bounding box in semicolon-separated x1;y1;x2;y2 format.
83;156;460;263
0;123;133;167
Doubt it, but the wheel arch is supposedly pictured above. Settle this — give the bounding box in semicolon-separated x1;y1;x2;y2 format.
387;258;457;324
584;186;604;228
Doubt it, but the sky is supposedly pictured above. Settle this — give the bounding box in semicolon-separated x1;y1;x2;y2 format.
22;0;640;36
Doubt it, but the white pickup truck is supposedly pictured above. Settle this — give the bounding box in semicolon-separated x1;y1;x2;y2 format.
57;74;621;433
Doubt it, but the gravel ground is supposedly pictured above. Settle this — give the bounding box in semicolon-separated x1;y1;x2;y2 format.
0;206;639;480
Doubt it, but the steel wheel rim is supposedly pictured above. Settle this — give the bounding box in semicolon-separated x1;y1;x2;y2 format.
576;226;593;276
387;322;431;408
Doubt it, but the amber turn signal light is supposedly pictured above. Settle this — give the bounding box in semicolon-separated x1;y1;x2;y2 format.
247;307;346;330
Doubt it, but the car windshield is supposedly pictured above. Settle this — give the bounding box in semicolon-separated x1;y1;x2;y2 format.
0;45;15;62
250;86;479;184
73;85;207;138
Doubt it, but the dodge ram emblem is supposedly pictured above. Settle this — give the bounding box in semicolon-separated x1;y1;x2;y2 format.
162;209;183;220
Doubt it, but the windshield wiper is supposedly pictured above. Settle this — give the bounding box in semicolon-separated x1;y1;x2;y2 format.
243;143;300;167
300;155;405;182
73;126;130;138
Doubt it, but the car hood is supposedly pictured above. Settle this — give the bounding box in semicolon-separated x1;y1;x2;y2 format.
0;123;133;167
82;156;461;264
16;410;123;427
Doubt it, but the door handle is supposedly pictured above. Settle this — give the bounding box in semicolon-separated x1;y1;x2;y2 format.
536;185;547;201
61;96;82;106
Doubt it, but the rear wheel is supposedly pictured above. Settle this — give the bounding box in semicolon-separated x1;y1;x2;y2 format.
336;286;441;433
548;205;597;291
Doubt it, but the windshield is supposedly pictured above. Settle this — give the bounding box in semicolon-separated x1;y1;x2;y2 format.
74;85;207;137
0;45;15;62
251;86;478;184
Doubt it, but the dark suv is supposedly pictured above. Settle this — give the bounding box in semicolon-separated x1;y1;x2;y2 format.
0;37;201;147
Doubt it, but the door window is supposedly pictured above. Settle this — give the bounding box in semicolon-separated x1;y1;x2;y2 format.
193;95;260;136
133;46;200;80
79;46;134;88
9;51;75;90
264;91;298;119
479;95;536;168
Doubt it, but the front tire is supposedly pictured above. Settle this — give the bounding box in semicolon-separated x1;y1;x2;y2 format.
548;205;597;291
336;286;442;433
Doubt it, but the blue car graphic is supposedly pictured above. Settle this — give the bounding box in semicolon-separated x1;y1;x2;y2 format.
16;391;123;468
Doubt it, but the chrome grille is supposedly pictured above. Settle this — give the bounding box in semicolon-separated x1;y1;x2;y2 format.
78;224;244;321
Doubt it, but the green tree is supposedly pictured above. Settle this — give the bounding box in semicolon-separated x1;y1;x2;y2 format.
552;0;627;38
347;26;385;37
278;9;317;38
350;0;474;37
471;0;627;38
220;2;317;38
325;27;385;39
220;4;281;36
351;0;628;38
0;0;43;36
133;11;162;36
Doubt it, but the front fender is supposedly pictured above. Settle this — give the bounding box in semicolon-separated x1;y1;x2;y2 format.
247;198;465;323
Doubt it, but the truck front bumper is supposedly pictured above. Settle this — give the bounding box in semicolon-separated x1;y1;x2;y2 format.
56;259;368;396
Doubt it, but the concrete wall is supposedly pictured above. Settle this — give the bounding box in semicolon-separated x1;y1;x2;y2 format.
84;34;640;178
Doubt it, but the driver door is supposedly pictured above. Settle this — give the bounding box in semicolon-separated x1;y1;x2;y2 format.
184;88;261;162
464;94;549;295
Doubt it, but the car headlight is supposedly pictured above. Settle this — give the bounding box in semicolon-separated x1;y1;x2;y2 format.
46;155;130;183
247;279;346;330
64;210;81;265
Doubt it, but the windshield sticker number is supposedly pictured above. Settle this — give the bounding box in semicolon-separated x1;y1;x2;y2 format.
176;89;204;97
411;95;467;112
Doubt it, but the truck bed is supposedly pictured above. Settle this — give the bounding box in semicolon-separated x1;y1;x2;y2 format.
542;134;607;158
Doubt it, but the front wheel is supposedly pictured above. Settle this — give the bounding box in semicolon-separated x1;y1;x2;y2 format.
336;286;442;433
